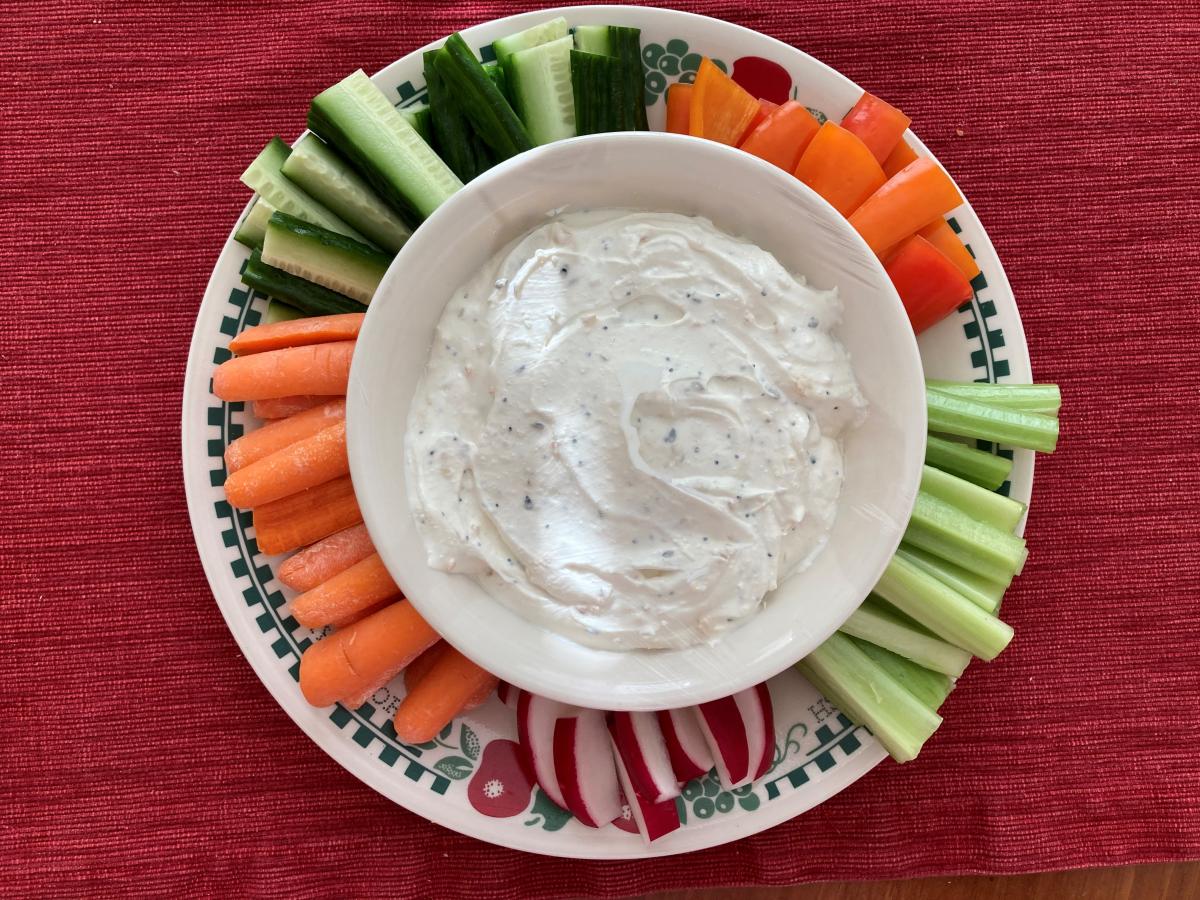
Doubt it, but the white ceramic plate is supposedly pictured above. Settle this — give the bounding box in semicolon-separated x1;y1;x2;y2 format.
182;4;1033;858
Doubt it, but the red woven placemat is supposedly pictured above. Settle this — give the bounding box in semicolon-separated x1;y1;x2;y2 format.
4;2;1198;897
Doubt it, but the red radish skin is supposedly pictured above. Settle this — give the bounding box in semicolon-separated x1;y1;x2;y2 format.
496;681;518;708
609;711;681;804
553;713;623;828
658;707;715;783
696;695;751;789
516;692;575;811
611;737;682;843
754;682;776;779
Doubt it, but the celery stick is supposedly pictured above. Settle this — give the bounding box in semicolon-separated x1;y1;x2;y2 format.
905;491;1026;584
874;555;1014;660
920;465;1026;532
925;434;1012;490
927;389;1059;453
896;544;1005;614
847;637;954;711
926;380;1061;415
797;632;942;764
839;596;970;677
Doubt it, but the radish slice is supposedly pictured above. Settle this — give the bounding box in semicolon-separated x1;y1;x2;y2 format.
657;707;714;783
611;736;682;843
753;682;775;779
516;692;575;810
553;711;623;827
696;695;751;788
734;686;769;785
497;681;519;708
609;711;681;803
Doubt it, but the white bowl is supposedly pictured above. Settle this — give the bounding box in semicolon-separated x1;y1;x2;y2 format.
348;132;925;711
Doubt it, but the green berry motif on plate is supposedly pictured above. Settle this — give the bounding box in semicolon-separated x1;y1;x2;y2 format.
641;39;726;104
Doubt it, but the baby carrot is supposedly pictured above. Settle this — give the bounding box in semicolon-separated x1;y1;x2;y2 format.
403;641;448;694
212;340;355;401
665;83;693;134
850;158;964;256
229;313;365;355
276;522;372;591
290;551;399;629
225;399;346;473
252;395;327;420
224;420;348;509
299;599;439;707
392;647;499;744
253;475;360;555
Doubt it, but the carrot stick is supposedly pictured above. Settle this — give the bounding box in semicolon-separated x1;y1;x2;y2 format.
277;522;373;591
392;646;499;744
840;92;912;163
665;83;693;134
224;420;348;509
299;600;439;707
738;101;820;172
689;58;760;145
882;139;919;178
252;395;327;420
403;642;448;695
290;551;399;629
253;475;361;555
212;340;355;401
794;121;888;217
918;218;981;281
849;158;964;256
226;399;346;473
229;313;365;355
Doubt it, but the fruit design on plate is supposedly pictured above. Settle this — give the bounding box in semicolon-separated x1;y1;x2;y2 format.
467;739;535;818
729;56;793;104
640;38;726;101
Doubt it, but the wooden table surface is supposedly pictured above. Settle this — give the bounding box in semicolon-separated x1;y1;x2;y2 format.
644;862;1198;900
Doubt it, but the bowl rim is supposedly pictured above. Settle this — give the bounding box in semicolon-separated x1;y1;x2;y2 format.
348;130;925;710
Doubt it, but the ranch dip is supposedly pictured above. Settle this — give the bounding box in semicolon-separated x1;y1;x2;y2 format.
405;210;865;650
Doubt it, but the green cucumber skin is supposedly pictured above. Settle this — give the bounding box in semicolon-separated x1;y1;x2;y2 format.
262;211;392;304
308;70;462;224
242;250;364;316
435;33;532;160
571;50;624;135
282;133;411;253
573;25;612;56
482;60;511;103
610;27;649;131
398;104;434;146
425;49;493;183
508;36;577;145
491;16;570;68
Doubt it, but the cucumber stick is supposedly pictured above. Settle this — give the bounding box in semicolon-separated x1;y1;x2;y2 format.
797;632;942;764
573;25;612;55
261;212;391;304
281;133;412;253
242;250;364;316
610;27;649;130
508;35;576;145
424;49;492;183
482;61;510;101
264;300;304;324
434;34;532;160
309;69;462;221
233;197;275;251
571;49;624;135
491;16;569;68
397;104;434;146
240;138;365;241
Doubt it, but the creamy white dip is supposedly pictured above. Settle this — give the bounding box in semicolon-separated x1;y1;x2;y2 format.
405;210;865;650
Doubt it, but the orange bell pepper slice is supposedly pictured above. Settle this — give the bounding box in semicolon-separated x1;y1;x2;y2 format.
689;58;760;145
739;101;821;172
882;139;919;178
849;158;964;255
738;98;778;144
666;83;693;135
794;121;887;217
884;235;974;333
841;92;912;163
918;218;981;281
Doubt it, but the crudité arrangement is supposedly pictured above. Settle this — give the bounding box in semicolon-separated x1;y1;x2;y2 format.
209;14;1061;843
